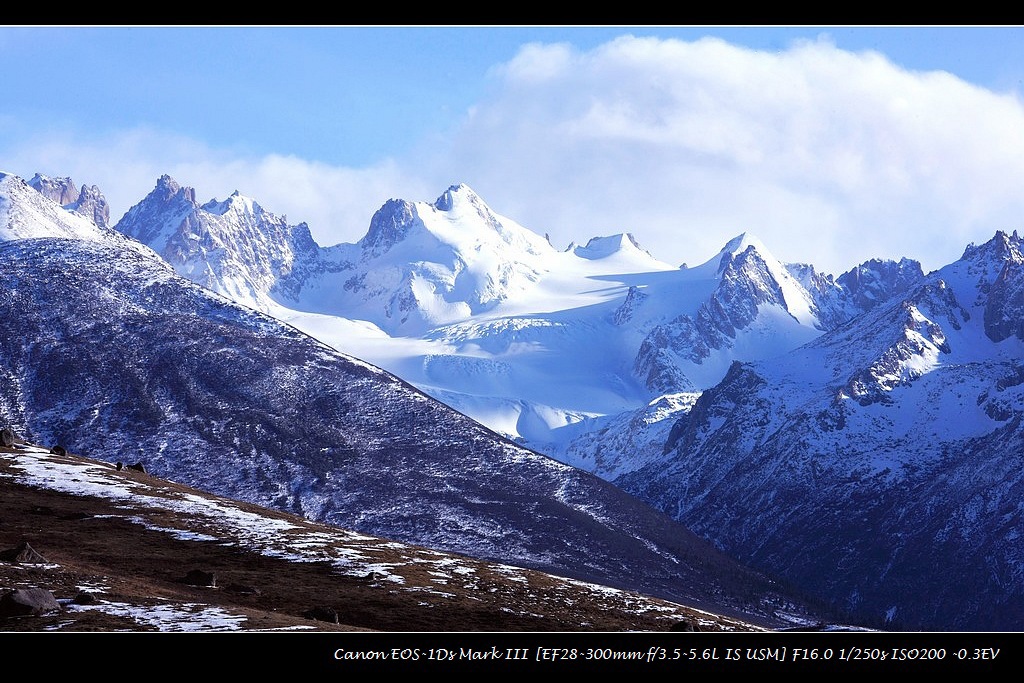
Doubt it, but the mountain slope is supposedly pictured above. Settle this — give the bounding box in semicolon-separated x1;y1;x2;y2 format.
1;441;778;632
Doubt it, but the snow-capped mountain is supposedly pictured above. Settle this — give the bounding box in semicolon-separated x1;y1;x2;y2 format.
544;238;925;480
114;175;333;309
0;171;821;627
624;235;929;395
618;230;1024;630
114;178;564;336
110;177;685;444
100;174;940;481
626;233;828;394
327;184;554;334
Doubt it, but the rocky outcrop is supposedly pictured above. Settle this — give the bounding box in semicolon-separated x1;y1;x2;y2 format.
28;174;79;206
28;174;111;228
71;183;110;228
360;198;418;258
835;257;925;314
0;541;48;563
984;255;1024;343
0;588;61;618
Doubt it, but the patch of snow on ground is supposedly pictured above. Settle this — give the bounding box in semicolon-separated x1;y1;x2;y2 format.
68;600;249;632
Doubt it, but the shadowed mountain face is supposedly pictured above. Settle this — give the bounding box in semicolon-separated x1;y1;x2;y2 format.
0;234;822;629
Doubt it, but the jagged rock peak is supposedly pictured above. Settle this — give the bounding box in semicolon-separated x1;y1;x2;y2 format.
72;183;111;229
719;232;767;255
713;232;776;273
836;257;925;313
28;173;78;205
151;174;196;204
961;230;1023;265
25;173;111;228
362;197;417;252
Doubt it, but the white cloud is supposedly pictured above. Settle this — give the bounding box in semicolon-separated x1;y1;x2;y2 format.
421;34;1024;274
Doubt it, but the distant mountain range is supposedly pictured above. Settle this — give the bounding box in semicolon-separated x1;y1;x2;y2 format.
5;168;1022;630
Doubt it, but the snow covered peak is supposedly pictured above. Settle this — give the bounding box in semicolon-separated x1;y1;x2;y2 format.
360;198;417;256
720;231;761;253
935;231;1024;343
115;177;200;248
427;183;553;255
574;233;644;260
431;183;490;223
153;174;196;205
711;232;819;327
337;186;561;333
358;184;556;263
931;230;1024;324
629;232;832;393
433;182;479;212
712;232;777;272
201;191;262;218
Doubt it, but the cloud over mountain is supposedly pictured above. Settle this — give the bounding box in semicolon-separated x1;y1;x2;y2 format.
7;35;1024;279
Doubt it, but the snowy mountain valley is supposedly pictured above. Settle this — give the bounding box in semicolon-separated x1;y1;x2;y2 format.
4;169;1023;630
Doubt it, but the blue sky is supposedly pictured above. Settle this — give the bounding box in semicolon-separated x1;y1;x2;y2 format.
4;26;1024;274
